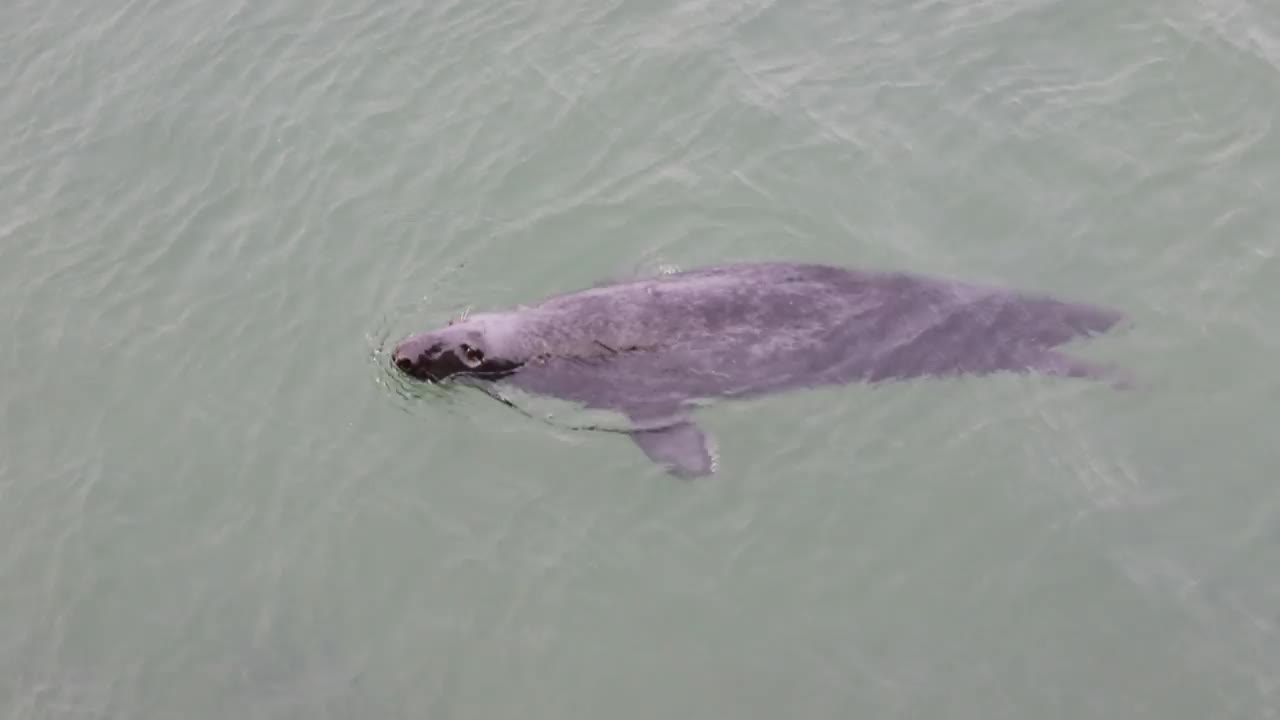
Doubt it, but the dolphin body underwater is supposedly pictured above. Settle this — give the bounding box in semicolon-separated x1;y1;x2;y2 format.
391;261;1126;477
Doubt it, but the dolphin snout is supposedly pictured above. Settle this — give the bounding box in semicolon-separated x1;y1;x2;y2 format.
391;346;425;380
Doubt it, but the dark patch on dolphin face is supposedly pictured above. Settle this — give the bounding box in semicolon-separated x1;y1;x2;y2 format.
391;332;518;383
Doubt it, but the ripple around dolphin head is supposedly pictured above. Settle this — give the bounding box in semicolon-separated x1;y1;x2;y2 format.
367;292;657;436
365;297;472;418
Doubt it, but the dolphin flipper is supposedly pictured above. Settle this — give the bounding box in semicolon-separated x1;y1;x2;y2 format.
506;359;719;477
625;420;717;479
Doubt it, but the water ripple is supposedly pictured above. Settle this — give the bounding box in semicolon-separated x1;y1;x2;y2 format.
3;0;1280;716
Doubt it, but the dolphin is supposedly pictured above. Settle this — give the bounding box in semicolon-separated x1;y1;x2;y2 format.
391;262;1126;477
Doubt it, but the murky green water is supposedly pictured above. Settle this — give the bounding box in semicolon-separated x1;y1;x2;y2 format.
2;0;1278;717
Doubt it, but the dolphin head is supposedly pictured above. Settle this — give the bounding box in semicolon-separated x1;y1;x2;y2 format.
391;314;523;383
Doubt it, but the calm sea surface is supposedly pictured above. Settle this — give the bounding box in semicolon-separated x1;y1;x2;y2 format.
2;0;1278;717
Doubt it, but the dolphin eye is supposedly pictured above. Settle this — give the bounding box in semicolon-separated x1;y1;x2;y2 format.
459;343;484;367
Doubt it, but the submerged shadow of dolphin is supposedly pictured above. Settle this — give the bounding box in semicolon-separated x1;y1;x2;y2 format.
391;261;1128;477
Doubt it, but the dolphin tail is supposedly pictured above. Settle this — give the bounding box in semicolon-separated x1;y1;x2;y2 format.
1033;350;1136;390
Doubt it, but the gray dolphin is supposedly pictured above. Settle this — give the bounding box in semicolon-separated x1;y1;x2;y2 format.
391;262;1126;477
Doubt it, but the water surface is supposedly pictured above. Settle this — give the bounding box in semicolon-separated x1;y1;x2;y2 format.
2;0;1278;717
